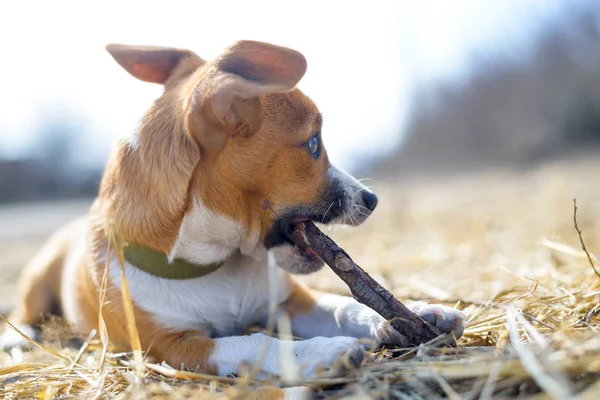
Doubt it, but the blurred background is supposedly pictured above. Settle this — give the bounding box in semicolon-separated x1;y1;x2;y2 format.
2;1;600;301
2;1;600;201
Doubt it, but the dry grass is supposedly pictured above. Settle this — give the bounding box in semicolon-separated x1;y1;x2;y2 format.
2;157;600;399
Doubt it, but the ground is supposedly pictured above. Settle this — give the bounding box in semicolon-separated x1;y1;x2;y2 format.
1;157;600;399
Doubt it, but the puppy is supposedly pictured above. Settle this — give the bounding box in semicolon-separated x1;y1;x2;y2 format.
1;41;465;387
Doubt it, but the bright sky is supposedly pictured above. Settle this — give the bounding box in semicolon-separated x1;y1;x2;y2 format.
0;0;569;171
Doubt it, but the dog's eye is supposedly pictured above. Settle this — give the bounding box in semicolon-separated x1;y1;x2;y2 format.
308;136;320;159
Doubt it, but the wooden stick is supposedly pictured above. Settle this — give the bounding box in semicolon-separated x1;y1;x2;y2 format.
289;221;454;347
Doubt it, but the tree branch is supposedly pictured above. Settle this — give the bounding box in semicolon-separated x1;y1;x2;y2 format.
573;198;600;280
289;221;455;347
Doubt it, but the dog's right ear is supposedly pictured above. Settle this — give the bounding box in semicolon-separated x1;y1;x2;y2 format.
106;44;199;84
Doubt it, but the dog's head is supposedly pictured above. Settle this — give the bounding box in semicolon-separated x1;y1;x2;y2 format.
103;41;377;274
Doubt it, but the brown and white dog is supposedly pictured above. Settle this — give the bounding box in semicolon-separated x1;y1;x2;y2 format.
1;41;465;393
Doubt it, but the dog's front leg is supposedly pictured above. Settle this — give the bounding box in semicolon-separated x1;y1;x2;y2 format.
283;280;467;347
158;330;362;381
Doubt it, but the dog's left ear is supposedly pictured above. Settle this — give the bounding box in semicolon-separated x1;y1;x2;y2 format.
187;40;307;149
106;44;200;84
210;40;307;121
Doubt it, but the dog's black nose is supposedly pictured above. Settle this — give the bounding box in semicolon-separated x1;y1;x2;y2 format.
361;191;378;212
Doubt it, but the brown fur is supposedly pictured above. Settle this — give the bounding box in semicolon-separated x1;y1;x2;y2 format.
282;278;320;317
8;220;74;324
192;90;327;239
6;41;330;398
246;387;287;400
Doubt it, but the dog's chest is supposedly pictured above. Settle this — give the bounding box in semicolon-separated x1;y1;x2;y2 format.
109;256;290;336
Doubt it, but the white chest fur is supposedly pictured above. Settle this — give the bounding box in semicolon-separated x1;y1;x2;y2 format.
167;200;265;264
108;252;291;336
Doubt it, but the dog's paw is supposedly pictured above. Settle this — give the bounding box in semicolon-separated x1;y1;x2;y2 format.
293;336;364;379
0;324;39;351
408;301;467;338
375;302;467;346
282;386;313;400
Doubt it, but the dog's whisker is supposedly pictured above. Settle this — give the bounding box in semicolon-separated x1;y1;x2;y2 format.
351;187;368;198
354;204;372;213
321;202;335;224
357;178;378;184
351;186;379;199
330;210;348;233
353;208;370;218
346;210;359;226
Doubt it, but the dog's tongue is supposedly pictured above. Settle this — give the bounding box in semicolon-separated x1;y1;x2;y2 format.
288;222;318;257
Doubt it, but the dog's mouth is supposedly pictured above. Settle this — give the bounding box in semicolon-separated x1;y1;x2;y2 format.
265;210;335;262
284;217;320;261
265;214;325;274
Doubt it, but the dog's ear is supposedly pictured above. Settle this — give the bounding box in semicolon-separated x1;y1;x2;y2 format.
187;41;307;149
106;44;198;84
210;40;307;121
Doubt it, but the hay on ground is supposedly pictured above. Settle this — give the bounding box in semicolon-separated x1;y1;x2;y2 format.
1;157;600;399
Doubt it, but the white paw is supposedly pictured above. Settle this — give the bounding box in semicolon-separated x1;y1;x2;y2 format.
0;324;38;351
408;301;467;338
292;336;363;379
282;386;313;400
375;302;467;346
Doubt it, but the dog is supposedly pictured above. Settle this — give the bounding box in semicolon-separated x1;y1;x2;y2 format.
1;40;466;396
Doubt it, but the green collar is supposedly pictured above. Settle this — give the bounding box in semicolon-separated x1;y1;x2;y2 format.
123;243;225;280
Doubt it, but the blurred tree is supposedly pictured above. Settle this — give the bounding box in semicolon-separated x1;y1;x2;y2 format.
30;117;80;174
374;4;600;176
560;93;600;145
0;115;101;203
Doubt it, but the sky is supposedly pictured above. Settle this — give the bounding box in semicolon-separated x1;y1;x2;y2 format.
0;0;574;171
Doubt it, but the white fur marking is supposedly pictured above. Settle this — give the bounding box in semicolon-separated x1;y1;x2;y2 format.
168;200;245;264
108;252;290;336
240;227;265;259
290;294;382;341
210;332;361;380
0;323;38;351
290;295;467;347
282;387;312;400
